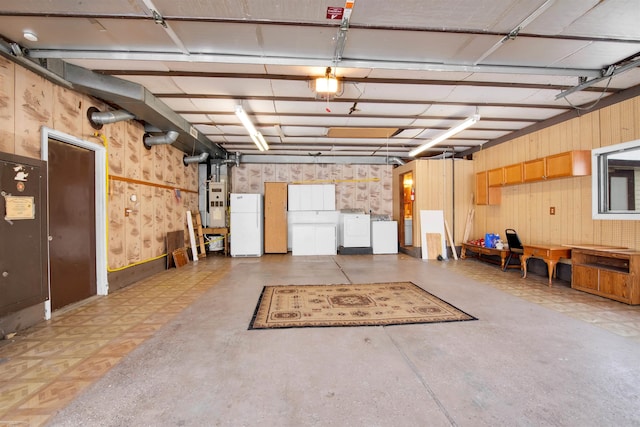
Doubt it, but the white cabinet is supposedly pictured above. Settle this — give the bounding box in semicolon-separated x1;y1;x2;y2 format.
288;184;335;211
291;224;337;256
287;210;340;250
372;221;398;254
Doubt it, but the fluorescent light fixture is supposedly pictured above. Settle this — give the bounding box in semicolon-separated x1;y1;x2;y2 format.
235;105;269;151
315;66;339;93
249;132;269;152
409;114;480;157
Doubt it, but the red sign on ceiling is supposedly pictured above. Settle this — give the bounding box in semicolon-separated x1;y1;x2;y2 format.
326;7;344;20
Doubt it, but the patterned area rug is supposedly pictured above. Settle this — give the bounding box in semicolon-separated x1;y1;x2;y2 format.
249;281;476;329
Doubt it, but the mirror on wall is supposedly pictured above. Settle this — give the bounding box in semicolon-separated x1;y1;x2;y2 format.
592;138;640;220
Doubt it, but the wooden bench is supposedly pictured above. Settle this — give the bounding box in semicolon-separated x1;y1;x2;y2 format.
461;242;520;271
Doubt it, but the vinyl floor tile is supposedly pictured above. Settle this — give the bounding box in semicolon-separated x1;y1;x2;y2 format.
1;257;638;425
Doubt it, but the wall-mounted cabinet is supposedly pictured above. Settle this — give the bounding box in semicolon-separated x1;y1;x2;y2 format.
487;168;504;187
523;158;546;182
488;163;524;187
288;184;335;211
499;150;592;184
546;150;591;179
503;163;523;185
476;151;590;205
475;171;501;205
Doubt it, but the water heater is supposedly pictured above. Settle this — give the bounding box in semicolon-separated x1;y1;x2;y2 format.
208;181;228;227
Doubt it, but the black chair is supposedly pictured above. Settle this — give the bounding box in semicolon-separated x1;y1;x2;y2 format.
504;228;524;272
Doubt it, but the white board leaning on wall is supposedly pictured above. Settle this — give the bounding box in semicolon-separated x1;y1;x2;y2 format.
420;210;447;260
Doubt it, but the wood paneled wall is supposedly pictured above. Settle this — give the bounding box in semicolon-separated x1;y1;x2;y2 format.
392;159;474;246
232;163;394;215
0;56;199;271
474;96;640;250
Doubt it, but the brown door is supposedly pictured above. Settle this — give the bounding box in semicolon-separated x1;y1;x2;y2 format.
264;182;288;253
0;153;48;316
48;138;96;310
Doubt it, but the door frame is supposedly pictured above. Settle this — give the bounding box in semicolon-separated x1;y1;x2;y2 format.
40;126;108;319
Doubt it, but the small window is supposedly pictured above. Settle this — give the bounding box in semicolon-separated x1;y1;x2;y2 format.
592;139;640;220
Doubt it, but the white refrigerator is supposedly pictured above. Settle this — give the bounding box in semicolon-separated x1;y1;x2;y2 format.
230;193;263;257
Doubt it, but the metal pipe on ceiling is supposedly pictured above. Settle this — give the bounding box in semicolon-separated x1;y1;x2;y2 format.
387;157;406;165
183;152;209;165
89;109;135;126
238;154;404;165
143;130;179;147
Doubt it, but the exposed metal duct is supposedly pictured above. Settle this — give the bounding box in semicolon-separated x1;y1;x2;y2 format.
144;130;179;148
87;108;135;130
49;61;227;159
238;154;402;165
183;152;209;165
387;156;406;166
211;152;240;168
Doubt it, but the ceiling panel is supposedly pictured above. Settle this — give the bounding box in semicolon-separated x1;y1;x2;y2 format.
558;0;640;39
155;0;339;23
180;114;211;123
281;127;329;137
0;17;176;51
349;0;527;30
118;75;183;93
0;0;147;14
193;125;223;135
1;0;638;161
345;29;482;64
348;82;455;101
482;37;594;68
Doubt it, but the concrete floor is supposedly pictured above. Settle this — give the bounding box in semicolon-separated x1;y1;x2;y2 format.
39;254;640;426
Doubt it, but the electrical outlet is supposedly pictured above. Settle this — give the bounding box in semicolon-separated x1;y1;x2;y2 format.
550;207;555;215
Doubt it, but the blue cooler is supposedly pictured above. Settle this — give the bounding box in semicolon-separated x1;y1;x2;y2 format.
485;233;500;248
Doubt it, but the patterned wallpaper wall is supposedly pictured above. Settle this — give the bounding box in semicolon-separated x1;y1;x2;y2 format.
231;163;394;216
0;57;199;271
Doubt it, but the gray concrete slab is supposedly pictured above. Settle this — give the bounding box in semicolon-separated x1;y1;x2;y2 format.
47;255;640;427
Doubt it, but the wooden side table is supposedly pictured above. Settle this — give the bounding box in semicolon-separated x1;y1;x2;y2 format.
521;244;571;286
461;242;515;271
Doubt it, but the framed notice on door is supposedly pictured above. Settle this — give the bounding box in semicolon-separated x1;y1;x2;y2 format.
4;195;35;220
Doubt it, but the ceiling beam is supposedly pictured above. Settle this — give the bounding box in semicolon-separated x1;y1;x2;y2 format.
27;49;601;77
179;111;540;123
157;94;571;110
99;70;616;93
195;125;518;133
